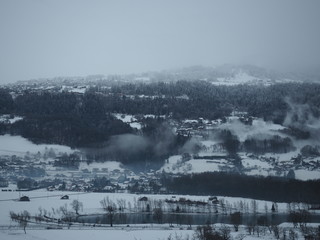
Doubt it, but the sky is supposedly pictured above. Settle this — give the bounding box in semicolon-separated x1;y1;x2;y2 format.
0;0;320;83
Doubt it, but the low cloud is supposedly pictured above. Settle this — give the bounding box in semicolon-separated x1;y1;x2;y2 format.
284;97;320;141
106;134;150;154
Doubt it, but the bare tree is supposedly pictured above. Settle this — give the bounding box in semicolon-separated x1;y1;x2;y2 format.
288;210;311;228
220;199;227;215
273;202;278;212
153;200;163;224
246;222;257;236
153;207;163;224
168;213;174;227
116;197;127;224
71;199;83;215
289;229;298;240
257;215;268;235
225;201;232;215
186;215;193;228
230;212;242;232
272;225;280;239
100;197;117;227
264;202;268;214
10;211;30;234
59;204;73;228
117;199;126;212
219;224;231;240
250;200;258;215
194;225;222;240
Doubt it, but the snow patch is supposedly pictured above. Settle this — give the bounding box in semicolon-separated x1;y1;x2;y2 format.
129;122;142;129
0;115;23;124
0;134;74;156
113;113;137;123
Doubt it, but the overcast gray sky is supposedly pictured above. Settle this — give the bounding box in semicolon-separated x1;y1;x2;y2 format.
0;0;320;83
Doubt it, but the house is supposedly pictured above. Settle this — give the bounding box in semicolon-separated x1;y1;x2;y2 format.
209;196;219;204
60;195;69;200
19;196;30;201
209;196;217;201
138;196;148;201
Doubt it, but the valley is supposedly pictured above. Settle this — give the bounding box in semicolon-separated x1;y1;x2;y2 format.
1;67;320;239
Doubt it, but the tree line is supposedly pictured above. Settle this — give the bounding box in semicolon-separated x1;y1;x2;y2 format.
0;81;320;162
164;172;320;204
107;81;320;122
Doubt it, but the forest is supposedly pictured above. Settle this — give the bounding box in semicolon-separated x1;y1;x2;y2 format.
164;172;320;204
0;81;320;166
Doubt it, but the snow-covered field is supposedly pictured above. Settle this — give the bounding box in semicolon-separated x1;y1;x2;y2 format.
0;135;74;156
0;115;23;124
0;189;292;226
0;228;194;240
113;113;137;123
294;169;320;180
159;153;320;180
159;155;228;174
113;113;142;129
211;69;300;86
0;222;318;240
79;161;125;173
214;70;264;86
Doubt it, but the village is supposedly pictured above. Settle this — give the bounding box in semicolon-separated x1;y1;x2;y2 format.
1;111;320;194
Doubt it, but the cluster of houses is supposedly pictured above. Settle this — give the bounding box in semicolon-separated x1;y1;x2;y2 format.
1;110;320;193
45;168;168;194
0;154;46;184
175;111;252;138
0;147;172;194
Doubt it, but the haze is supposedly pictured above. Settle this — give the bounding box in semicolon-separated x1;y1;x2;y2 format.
0;0;320;83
